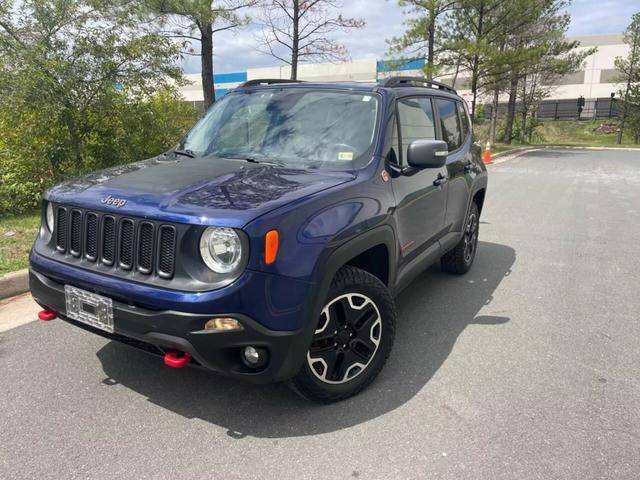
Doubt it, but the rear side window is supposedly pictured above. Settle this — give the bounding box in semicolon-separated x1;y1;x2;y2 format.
397;97;436;164
435;98;462;151
457;101;470;139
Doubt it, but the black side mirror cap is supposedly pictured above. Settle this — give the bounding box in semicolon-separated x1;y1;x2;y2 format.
406;139;448;168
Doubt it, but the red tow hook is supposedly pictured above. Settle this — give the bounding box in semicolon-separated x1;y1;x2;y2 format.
164;351;191;368
38;308;57;321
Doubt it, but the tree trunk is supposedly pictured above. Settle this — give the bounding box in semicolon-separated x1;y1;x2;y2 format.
504;75;518;144
62;109;82;170
520;77;528;144
450;53;461;88
469;3;485;122
489;88;499;144
470;59;479;122
426;14;435;80
201;23;215;109
290;0;300;80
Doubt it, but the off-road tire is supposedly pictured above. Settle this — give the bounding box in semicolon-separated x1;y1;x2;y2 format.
441;201;480;274
288;266;396;403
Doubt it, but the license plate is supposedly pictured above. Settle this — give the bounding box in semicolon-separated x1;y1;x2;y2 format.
65;285;114;333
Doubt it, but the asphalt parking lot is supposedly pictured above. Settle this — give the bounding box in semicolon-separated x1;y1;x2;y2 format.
1;148;639;479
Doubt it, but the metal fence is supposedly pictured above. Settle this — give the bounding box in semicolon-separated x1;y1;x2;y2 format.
485;97;621;120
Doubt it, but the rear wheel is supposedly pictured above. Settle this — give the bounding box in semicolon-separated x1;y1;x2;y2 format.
288;266;396;402
441;201;479;274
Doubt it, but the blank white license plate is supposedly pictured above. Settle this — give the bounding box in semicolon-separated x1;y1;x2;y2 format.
65;285;114;333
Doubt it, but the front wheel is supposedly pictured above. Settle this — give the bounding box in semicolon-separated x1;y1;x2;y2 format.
441;201;480;274
288;266;396;402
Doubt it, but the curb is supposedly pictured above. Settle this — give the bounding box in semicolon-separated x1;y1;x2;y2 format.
492;147;532;159
489;147;541;164
0;269;29;300
487;144;640;165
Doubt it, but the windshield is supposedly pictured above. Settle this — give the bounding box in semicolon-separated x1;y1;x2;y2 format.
182;88;380;170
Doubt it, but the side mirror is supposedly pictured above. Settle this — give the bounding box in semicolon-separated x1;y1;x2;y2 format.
406;140;448;168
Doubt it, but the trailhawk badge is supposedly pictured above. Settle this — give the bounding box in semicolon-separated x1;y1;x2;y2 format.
101;195;127;208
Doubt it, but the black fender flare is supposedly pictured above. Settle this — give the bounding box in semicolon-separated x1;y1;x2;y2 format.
465;175;488;220
280;224;397;380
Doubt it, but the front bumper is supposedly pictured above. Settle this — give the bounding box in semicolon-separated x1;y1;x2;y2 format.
29;268;312;383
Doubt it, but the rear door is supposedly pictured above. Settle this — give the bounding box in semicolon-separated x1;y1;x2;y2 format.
390;96;448;267
435;98;473;233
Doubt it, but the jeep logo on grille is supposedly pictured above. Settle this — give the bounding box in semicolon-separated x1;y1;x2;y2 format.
101;195;127;208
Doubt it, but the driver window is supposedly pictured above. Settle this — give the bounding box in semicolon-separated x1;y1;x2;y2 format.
397;97;436;165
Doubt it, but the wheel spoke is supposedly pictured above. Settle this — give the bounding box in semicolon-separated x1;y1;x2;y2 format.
350;337;376;362
352;304;377;332
307;292;383;384
309;348;340;380
335;349;365;381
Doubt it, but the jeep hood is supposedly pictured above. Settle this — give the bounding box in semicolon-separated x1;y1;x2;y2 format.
45;155;356;228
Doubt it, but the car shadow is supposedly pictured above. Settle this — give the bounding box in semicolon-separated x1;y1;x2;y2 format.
96;240;515;438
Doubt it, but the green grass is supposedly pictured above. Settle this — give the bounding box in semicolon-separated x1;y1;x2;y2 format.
474;119;640;153
534;119;639;147
0;212;40;276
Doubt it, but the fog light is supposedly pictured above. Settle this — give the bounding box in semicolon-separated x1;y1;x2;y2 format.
242;346;268;368
244;346;260;364
204;317;243;332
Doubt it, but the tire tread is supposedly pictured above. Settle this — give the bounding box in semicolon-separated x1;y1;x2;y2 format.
441;202;479;275
288;265;396;403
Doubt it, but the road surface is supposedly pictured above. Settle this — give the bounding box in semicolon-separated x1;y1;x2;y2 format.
1;148;639;479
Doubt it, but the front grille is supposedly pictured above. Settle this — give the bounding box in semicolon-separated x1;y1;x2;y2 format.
157;226;176;279
56;207;67;252
53;205;176;279
102;216;116;265
137;222;154;274
70;210;82;256
85;213;98;261
119;219;134;270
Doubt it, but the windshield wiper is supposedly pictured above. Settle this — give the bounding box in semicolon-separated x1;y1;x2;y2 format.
221;155;286;167
173;148;196;158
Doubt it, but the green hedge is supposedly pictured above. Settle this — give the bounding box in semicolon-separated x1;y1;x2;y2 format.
0;89;198;215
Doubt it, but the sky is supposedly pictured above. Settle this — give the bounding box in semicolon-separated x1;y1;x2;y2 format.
180;0;638;75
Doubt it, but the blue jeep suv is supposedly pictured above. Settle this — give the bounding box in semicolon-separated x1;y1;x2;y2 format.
30;76;487;402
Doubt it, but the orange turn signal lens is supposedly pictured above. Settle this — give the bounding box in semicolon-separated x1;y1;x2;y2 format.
265;230;279;265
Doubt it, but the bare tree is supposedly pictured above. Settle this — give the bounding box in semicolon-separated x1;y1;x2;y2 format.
149;0;256;109
257;0;365;80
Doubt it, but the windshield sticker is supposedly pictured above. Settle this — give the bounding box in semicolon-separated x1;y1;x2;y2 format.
362;95;372;102
338;152;354;161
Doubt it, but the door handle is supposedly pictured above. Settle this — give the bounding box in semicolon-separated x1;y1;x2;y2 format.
463;161;474;173
433;173;448;187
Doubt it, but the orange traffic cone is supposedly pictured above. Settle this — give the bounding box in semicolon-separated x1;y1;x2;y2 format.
483;141;492;164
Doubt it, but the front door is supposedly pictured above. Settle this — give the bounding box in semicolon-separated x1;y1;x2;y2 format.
390;96;448;271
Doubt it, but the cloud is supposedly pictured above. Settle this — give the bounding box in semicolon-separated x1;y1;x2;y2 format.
180;0;634;74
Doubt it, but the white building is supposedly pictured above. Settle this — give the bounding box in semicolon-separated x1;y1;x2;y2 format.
179;34;630;115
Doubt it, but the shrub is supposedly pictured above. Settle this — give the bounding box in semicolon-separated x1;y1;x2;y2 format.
0;90;198;215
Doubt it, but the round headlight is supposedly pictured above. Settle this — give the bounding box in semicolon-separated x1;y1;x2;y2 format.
199;227;242;273
46;202;54;232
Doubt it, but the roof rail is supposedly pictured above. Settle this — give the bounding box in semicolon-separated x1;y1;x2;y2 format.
240;79;305;87
380;76;456;94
